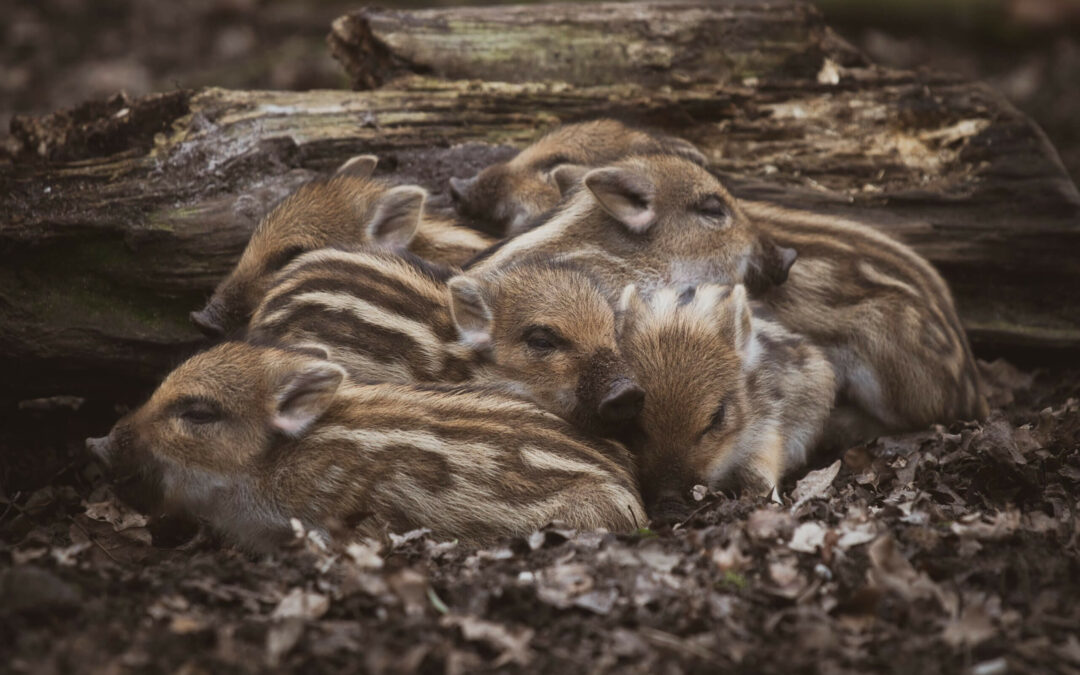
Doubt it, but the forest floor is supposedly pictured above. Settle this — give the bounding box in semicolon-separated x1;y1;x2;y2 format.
2;360;1078;674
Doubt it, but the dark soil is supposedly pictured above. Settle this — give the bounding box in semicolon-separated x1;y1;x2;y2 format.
2;361;1078;673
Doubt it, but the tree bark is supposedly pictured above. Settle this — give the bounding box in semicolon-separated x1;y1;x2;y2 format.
2;2;1078;405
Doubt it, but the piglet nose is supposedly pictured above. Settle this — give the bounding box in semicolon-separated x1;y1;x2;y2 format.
598;379;645;422
648;492;691;526
85;436;112;463
190;307;225;338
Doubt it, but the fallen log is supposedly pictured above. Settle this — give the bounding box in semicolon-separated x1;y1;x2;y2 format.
1;1;1078;407
327;1;867;89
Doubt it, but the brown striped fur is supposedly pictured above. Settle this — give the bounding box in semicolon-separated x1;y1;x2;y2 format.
245;247;476;384
85;343;645;550
450;119;706;236
740;200;987;429
193;155;492;336
469;153;988;434
246;249;642;433
618;284;836;520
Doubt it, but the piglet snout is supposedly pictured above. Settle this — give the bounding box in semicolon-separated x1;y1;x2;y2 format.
85;435;113;464
190;306;226;338
647;492;691;526
598;378;645;422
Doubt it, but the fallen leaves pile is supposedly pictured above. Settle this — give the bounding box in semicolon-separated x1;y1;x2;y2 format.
1;362;1078;673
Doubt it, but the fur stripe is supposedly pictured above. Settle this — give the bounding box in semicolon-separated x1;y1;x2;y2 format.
264;290;447;366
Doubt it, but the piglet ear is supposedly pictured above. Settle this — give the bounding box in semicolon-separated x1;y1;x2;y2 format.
449;176;476;203
616;284;645;336
551;164;590;195
272;361;346;437
584;167;657;234
367;185;426;248
745;240;798;295
448;276;494;352
719;284;754;356
336;154;378;178
662;137;708;167
771;245;799;284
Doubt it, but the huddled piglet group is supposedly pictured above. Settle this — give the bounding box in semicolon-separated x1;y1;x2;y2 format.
88;120;988;549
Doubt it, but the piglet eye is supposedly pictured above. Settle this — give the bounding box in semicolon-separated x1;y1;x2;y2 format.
526;335;556;352
709;403;726;429
522;326;561;354
180;404;220;425
696;195;730;223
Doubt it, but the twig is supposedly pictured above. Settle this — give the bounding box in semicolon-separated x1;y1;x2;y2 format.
0;490;22;525
49;459;78;483
672;497;719;531
638;627;719;661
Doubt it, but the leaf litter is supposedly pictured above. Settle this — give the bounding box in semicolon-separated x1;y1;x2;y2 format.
1;365;1079;672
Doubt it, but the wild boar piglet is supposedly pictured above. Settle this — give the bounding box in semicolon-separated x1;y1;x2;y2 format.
85;342;646;550
449;119;706;236
618;284;836;522
192;155;492;336
450;259;645;437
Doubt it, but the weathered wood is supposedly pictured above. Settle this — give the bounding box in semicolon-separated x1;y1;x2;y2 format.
327;1;868;89
2;1;1078;406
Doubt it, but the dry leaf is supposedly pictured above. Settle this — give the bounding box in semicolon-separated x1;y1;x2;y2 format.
84;500;149;532
388;528;431;548
169;615;207;634
791;460;841;509
943;604;996;648
573;589;619;615
867;536;946;606
442;615;534;666
51;541;91;567
788;522;827;554
345;540;384;569
711;541;750;572
536;563;593;609
387;568;429;616
272;589;330;621
746;508;795;541
766;557;806;599
266;619;304;666
835;521;878;550
637;547;681;573
950;509;1021;541
969;416;1032;465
